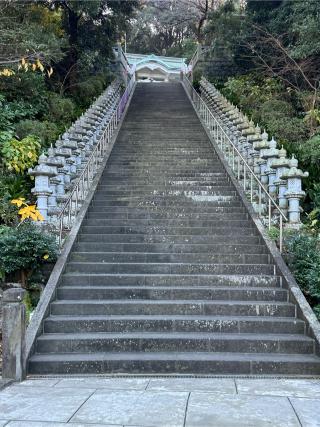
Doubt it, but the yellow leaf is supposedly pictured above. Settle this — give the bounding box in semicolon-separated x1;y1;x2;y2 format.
47;66;53;78
43;254;49;260
32;63;37;71
36;59;44;72
21;57;26;66
11;198;25;207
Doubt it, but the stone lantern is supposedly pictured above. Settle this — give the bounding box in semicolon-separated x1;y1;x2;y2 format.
29;154;55;221
46;146;64;220
271;146;290;213
281;156;309;226
261;137;279;197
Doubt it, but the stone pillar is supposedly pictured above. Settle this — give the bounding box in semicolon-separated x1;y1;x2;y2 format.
29;154;55;221
2;287;27;381
281;156;309;227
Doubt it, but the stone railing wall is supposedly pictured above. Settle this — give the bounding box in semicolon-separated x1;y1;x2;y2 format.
199;77;309;228
28;78;122;225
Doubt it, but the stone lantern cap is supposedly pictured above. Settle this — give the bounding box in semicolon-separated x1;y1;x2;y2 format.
261;137;279;159
281;156;309;180
242;121;256;136
271;146;290;170
46;146;65;168
29;154;56;177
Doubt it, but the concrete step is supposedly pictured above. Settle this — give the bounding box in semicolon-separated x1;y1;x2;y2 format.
79;226;257;237
90;199;241;207
28;352;320;375
65;262;275;275
78;233;262;245
86;211;249;220
88;206;247;214
69;252;270;265
44;315;305;335
50;300;295;317
72;242;267;254
82;218;252;228
57;286;286;301
60;273;280;287
35;332;314;355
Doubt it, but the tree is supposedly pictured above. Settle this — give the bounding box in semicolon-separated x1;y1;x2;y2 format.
0;1;66;67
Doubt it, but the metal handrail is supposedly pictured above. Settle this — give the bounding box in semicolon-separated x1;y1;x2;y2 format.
57;74;136;247
182;74;287;252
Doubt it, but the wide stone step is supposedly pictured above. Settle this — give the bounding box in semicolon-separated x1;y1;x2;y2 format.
82;219;252;228
35;332;314;355
60;273;280;287
69;252;270;265
57;286;286;301
44;315;305;335
65;262;275;275
28;352;320;375
79;226;256;237
50;300;295;317
78;233;262;244
88;206;246;214
102;173;228;181
96;186;235;194
98;181;231;188
91;199;241;207
72;242;266;254
86;211;249;220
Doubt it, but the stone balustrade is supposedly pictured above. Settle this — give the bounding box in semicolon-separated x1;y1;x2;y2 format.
28;78;123;226
199;77;309;227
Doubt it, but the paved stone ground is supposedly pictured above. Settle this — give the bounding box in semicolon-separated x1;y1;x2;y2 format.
0;377;320;426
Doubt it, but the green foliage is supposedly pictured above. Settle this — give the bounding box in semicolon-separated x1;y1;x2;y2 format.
71;75;107;108
0;73;48;116
260;100;295;121
0;174;33;226
298;134;320;188
0;95;39;131
15;120;60;148
221;74;283;117
284;233;320;301
0;194;18;226
267;226;280;241
46;93;76;124
1;135;41;173
0;222;58;279
264;116;309;147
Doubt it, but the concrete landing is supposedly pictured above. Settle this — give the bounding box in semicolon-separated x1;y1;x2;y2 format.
0;376;320;426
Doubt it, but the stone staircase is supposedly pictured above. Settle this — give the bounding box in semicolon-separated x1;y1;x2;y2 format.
28;82;320;375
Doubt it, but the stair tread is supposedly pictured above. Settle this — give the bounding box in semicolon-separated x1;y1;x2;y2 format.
52;299;293;305
29;352;320;363
37;332;312;341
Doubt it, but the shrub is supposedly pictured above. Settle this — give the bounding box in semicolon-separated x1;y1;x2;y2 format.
15;120;59;148
1;135;41;173
221;74;283;116
0;72;48;115
71;75;106;107
0;193;19;226
263;116;309;146
46;93;76;124
298;134;320;179
260;99;295;122
284;233;320;301
0;222;58;286
0;95;38;131
0;175;32;226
